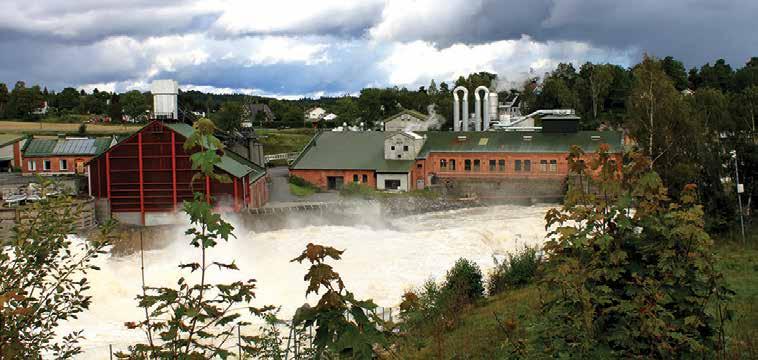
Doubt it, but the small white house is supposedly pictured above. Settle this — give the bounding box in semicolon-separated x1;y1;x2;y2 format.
304;107;326;122
323;113;338;122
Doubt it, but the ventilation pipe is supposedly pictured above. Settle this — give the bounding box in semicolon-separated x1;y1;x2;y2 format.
488;92;498;129
474;86;490;132
453;86;469;132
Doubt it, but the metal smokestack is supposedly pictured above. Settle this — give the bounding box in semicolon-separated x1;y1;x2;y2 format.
488;92;498;130
453;86;469;132
474;86;489;132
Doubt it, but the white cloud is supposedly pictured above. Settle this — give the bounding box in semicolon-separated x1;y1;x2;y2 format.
380;36;633;91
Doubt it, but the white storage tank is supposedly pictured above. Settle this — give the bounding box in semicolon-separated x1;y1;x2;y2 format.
151;80;179;120
488;92;498;128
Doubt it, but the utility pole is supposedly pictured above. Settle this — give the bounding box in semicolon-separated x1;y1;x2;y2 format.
731;150;746;244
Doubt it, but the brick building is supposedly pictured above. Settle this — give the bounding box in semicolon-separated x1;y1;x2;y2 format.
21;135;115;175
290;125;623;199
88;120;268;225
0;134;24;172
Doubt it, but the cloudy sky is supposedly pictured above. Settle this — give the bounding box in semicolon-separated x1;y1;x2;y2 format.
1;0;755;98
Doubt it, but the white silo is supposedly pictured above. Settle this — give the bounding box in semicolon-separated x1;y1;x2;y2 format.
151;80;179;120
488;92;498;129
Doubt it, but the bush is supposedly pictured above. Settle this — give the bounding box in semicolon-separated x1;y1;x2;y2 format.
77;123;87;135
487;246;540;296
442;258;484;306
339;182;378;199
288;174;318;189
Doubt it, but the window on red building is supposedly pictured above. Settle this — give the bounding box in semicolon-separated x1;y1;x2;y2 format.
449;159;456;171
473;159;480;171
515;160;522;171
353;174;359;183
489;159;496;171
498;159;506;172
43;160;51;171
27;160;36;171
540;160;548;172
60;159;68;171
464;159;472;171
440;159;447;170
550;160;557;172
362;174;368;183
524;160;531;171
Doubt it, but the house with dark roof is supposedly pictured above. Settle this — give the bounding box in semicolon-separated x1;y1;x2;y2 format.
290;118;624;199
21;135;115;175
87;120;268;225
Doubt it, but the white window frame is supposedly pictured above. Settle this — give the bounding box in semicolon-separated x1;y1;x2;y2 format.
28;160;36;171
43;160;51;171
60;159;68;171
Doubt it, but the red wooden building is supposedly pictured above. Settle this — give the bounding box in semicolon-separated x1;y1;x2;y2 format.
88;120;268;225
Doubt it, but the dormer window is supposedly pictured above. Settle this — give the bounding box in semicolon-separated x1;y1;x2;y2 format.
403;145;408;151
391;145;395;150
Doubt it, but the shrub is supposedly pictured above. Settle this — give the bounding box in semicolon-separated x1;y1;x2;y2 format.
288;174;318;189
77;122;87;135
442;258;484;306
487;246;540;296
339;182;378;199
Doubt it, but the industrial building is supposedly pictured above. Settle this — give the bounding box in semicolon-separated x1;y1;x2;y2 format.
88;120;268;225
86;80;269;225
291;87;623;199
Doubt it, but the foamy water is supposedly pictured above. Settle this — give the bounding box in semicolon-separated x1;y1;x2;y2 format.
63;204;552;358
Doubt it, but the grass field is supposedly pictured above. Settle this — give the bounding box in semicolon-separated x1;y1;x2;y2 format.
0;120;141;135
255;128;315;155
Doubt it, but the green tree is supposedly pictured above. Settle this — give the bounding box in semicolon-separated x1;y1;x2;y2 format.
121;90;149;121
0;83;8;117
626;55;691;169
731;85;758;132
700;59;734;92
57;87;81;112
579;63;614;122
661;56;689;91
1;180;111;358
212;101;244;132
539;146;732;358
734;57;758;90
108;93;123;123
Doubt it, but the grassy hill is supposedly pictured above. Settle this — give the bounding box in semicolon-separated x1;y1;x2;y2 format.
398;239;758;359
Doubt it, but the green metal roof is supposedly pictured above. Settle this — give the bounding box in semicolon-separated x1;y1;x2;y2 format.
416;131;622;158
163;122;266;180
0;134;23;148
290;131;414;173
291;130;623;171
22;137;112;157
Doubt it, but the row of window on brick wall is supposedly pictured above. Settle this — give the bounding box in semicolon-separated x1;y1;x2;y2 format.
352;174;369;183
27;159;70;171
438;159;559;172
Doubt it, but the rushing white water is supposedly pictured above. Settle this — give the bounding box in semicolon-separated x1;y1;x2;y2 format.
63;204;552;358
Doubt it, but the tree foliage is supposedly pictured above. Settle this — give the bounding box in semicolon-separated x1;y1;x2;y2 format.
538;145;733;358
0;181;112;358
290;243;388;359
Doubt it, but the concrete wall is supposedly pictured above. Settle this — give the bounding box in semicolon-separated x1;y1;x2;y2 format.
384;133;425;160
376;173;410;191
290;169;375;190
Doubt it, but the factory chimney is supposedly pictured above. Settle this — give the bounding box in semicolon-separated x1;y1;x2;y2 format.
453;86;469;131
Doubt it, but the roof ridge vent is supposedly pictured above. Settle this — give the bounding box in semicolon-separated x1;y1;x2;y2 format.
522;135;533;141
591;135;601;141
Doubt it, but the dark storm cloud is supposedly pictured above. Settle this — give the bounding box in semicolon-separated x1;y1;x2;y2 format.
0;0;754;95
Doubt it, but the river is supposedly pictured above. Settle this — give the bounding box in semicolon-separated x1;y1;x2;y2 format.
63;203;553;358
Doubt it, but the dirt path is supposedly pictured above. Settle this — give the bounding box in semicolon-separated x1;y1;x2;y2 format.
0;121;141;134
